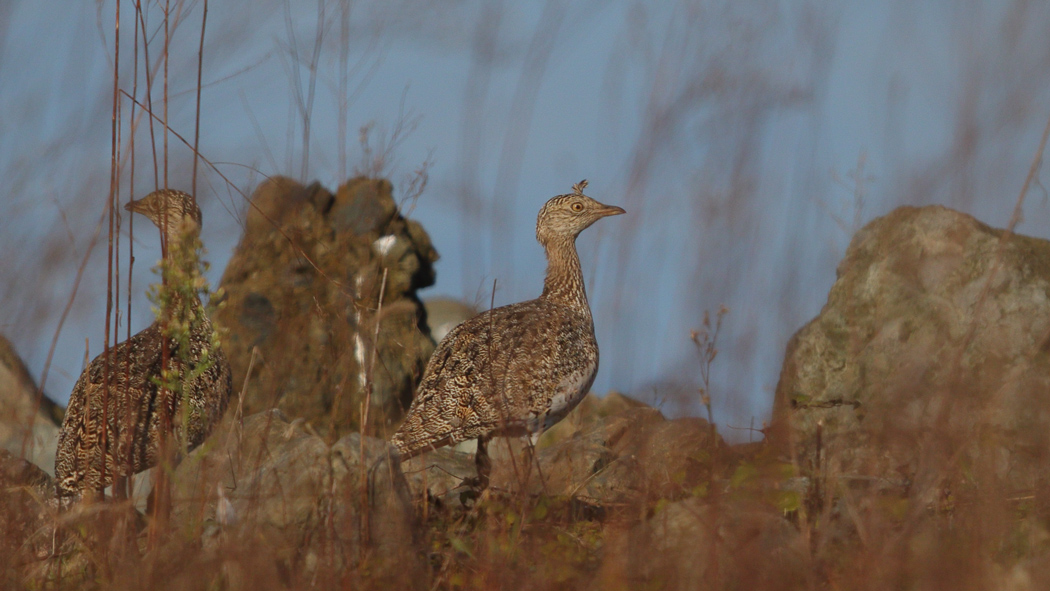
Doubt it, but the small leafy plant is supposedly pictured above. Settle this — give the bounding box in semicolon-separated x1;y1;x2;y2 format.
146;219;223;454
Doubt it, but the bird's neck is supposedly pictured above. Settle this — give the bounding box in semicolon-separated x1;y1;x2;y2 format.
160;224;200;257
540;236;590;312
159;229;207;322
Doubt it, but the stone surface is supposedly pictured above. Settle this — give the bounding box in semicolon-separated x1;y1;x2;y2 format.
530;401;725;505
22;409;423;589
0;334;62;475
421;297;478;343
171;409;423;586
0;448;53;492
214;176;438;437
402;391;727;506
772;205;1050;502
0;449;54;586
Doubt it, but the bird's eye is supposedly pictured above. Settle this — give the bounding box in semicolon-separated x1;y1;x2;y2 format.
571;202;584;212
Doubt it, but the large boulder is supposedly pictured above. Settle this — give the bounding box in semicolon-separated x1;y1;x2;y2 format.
529;396;725;504
20;409;422;589
0;449;54;585
402;392;728;506
772;205;1050;504
0;334;63;475
214;177;438;437
170;409;423;588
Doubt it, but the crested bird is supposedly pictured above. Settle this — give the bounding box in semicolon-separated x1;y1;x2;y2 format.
55;189;232;500
391;180;624;491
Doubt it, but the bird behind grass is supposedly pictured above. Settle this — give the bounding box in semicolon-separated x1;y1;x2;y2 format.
55;189;232;500
391;180;624;489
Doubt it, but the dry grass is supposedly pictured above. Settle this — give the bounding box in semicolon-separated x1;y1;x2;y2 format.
6;393;1050;590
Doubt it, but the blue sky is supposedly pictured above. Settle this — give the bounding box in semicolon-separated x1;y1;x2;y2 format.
3;1;1050;441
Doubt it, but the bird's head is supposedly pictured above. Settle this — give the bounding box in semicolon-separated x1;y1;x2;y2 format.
536;180;625;246
125;189;203;239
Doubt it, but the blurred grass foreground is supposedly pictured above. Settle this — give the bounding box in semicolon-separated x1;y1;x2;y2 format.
5;176;1050;589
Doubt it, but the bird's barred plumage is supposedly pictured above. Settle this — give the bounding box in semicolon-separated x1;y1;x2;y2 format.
55;189;232;498
391;180;624;459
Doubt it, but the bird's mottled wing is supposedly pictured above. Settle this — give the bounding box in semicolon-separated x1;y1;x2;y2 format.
55;324;166;495
392;309;499;456
392;299;597;457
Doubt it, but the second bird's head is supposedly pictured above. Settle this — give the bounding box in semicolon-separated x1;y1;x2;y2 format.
536;180;625;246
125;189;203;238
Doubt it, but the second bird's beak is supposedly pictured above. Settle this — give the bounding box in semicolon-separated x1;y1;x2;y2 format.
599;204;626;217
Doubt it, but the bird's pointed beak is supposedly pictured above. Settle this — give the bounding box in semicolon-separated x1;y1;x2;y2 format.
599;204;626;217
124;200;140;213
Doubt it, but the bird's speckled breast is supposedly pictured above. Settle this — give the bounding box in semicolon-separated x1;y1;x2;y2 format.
538;354;597;432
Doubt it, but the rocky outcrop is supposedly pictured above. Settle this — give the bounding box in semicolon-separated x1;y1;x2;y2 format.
214;177;438;437
171;409;423;587
23;410;423;589
0;335;62;475
0;449;54;586
17;199;1050;589
772;205;1050;504
402;391;728;506
398;391;808;590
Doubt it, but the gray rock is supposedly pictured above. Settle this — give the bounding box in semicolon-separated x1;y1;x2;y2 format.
422;297;478;343
172;409;423;587
400;446;475;504
215;176;438;437
524;400;725;505
580;412;722;504
0;334;62;475
0;448;53;492
772;205;1050;503
402;392;727;507
0;449;54;586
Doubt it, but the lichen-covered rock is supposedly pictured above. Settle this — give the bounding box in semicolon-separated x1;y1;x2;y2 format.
0;334;62;475
772;205;1050;503
214;177;438;436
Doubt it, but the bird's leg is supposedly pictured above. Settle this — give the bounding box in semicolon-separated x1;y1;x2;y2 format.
112;475;129;501
522;433;548;493
460;436;492;505
474;436;492;491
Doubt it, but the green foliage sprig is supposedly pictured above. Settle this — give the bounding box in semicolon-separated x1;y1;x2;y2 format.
146;220;223;453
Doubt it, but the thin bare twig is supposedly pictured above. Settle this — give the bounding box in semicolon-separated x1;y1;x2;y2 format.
192;0;208;197
358;266;388;550
134;0;159;188
97;0;122;497
119;90;352;296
